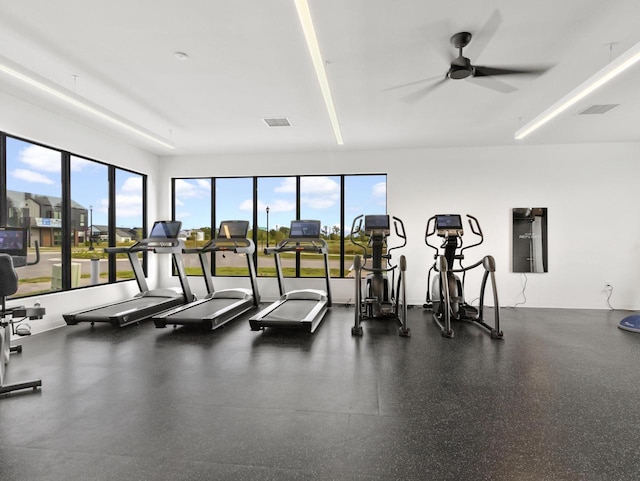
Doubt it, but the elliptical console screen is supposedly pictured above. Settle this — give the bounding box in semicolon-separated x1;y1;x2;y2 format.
289;220;321;238
217;220;249;239
435;215;463;230
364;215;390;231
149;220;182;239
0;226;27;257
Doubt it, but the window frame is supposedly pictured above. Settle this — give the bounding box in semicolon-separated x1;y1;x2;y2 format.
0;131;147;298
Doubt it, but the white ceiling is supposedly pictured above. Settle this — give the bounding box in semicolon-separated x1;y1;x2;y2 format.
0;0;638;155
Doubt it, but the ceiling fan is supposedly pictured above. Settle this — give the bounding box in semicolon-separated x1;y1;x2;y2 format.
390;12;550;101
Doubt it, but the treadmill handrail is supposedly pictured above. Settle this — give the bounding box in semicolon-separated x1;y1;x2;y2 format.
266;237;328;255
267;236;332;307
190;237;256;255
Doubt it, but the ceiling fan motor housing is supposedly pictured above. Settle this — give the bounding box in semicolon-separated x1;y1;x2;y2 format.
449;56;473;79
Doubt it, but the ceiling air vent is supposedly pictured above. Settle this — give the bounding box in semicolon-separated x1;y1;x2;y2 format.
578;104;619;115
262;117;291;127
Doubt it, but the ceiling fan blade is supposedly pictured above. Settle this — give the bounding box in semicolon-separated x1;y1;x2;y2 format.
383;75;445;92
401;76;448;103
474;65;550;77
468;76;517;94
466;9;502;60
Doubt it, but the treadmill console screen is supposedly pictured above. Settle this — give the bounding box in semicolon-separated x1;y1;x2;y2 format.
289;220;321;238
217;220;249;239
0;226;27;258
364;215;390;231
149;220;182;239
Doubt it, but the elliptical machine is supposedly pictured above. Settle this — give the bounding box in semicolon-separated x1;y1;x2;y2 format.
424;214;503;339
1;226;44;396
350;214;410;337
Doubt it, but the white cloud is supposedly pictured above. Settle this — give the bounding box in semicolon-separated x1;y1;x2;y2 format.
11;168;54;185
121;176;142;194
272;176;340;210
301;176;340;195
70;157;91;172
115;193;142;218
301;193;339;209
19;145;60;173
195;179;211;191
174;178;210;201
258;199;295;213
372;182;386;198
274;177;296;193
239;199;254;211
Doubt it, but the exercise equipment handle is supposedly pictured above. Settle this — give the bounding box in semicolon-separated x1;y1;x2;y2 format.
349;215;367;258
461;214;484;256
27;241;40;266
424;216;439;258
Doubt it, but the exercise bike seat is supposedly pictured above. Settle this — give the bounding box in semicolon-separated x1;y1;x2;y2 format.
0;254;19;300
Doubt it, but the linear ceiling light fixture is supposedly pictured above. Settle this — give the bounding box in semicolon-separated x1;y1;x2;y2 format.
294;0;344;145
0;60;174;150
515;39;640;140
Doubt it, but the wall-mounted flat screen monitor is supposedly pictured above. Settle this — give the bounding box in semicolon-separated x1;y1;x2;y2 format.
435;214;463;230
364;215;390;231
149;220;182;240
0;226;27;257
289;220;321;238
217;220;249;239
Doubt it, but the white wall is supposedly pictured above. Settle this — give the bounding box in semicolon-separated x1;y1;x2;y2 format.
0;91;161;333
159;143;640;310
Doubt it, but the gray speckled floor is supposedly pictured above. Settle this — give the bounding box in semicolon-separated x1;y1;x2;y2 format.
0;306;638;480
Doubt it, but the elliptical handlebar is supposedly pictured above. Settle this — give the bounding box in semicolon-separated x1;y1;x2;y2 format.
460;214;484;257
387;216;407;265
424;215;439;258
349;215;367;257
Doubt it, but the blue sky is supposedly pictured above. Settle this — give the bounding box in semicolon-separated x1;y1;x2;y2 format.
6;137;143;228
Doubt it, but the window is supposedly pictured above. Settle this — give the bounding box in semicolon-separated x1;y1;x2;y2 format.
174;177;212;276
0;131;147;298
70;156;109;286
171;174;386;280
5;137;63;297
299;175;341;278
214;177;252;276
257;177;296;277
114;169;144;281
344;174;387;279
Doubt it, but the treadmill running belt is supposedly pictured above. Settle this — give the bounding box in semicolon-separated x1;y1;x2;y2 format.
262;299;319;322
165;297;246;321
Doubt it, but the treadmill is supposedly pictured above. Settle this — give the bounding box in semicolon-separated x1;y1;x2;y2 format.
152;220;260;331
64;220;194;328
249;219;332;333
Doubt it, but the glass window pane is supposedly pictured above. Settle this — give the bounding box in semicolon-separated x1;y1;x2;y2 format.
70;156;109;287
344;174;387;278
5;137;62;297
174;178;211;276
115;169;144;281
299;175;341;278
214;177;253;276
257;177;296;277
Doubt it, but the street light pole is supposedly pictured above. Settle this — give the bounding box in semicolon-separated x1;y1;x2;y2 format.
88;205;94;251
266;206;270;248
